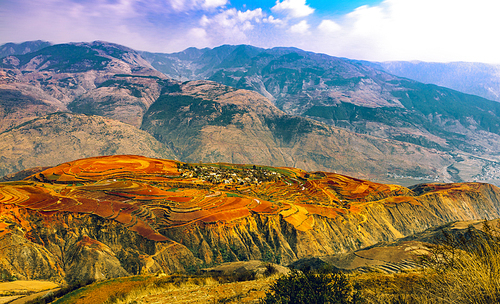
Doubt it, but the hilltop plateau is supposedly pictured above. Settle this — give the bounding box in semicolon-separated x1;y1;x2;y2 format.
1;155;500;284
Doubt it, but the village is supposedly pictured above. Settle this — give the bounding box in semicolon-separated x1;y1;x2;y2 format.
178;163;283;185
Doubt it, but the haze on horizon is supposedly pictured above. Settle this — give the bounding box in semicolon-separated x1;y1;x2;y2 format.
1;0;499;64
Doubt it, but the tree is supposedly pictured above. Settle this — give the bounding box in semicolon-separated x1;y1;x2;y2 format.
260;270;363;304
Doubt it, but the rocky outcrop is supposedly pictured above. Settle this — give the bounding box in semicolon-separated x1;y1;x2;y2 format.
0;232;65;282
65;236;130;283
0;206;200;283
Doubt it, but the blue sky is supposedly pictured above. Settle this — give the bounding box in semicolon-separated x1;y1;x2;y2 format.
1;0;500;63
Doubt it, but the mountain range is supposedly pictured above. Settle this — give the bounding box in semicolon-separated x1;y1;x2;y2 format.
0;41;500;186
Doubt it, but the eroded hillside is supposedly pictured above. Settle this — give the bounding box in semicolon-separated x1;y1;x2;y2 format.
1;155;499;283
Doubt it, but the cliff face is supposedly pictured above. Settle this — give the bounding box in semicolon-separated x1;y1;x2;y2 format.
1;155;500;283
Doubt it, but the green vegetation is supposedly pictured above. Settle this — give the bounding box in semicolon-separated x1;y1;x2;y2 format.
5;44;111;72
261;270;362;304
144;95;244;128
0;269;17;282
0;89;45;111
141;94;247;152
25;279;95;304
265;116;317;143
97;79;144;98
113;74;161;79
392;134;444;151
303;94;500;152
325;77;365;87
90;44;126;60
391;81;500;135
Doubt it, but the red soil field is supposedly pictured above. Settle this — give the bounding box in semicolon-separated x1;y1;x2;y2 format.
0;155;487;241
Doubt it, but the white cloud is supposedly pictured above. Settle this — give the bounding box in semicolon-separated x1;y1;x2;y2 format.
168;0;187;11
200;8;264;29
2;0;500;63
187;27;210;46
318;20;341;33
263;15;284;25
196;8;265;45
290;20;310;34
309;0;500;63
202;0;228;9
168;0;227;12
271;0;314;18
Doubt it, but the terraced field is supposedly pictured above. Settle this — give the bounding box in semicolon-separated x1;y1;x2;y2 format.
0;155;427;238
1;155;500;283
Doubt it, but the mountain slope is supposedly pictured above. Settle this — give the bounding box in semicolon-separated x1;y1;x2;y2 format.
2;41;499;185
1;41;166;127
0;112;175;176
1;155;500;283
143;46;500;153
141;80;453;183
142;45;500;185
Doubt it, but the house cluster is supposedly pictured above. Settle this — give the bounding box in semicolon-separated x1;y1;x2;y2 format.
178;163;282;185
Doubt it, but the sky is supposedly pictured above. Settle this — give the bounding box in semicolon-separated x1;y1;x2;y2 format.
1;0;500;63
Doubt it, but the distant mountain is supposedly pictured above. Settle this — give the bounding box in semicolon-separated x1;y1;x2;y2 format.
371;61;500;103
140;80;452;183
142;45;500;185
1;41;165;127
1;41;500;186
0;40;52;58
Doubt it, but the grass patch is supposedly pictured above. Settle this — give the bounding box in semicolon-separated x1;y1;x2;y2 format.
353;220;500;303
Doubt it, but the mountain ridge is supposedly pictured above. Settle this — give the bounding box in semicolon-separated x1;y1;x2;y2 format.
372;60;500;103
140;44;500;185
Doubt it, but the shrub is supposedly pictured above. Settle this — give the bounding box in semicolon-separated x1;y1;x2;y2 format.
260;270;363;304
264;263;279;277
